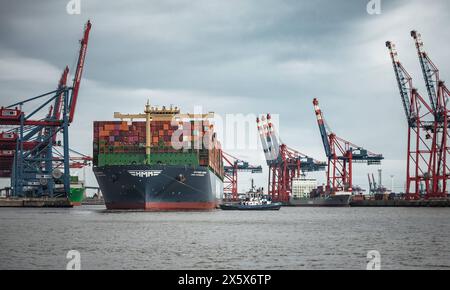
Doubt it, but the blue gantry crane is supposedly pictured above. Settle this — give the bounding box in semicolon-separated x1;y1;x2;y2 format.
0;21;92;198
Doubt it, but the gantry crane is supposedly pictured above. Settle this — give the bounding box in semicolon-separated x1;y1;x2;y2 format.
0;20;92;197
386;40;435;199
313;98;383;194
386;32;450;199
257;113;326;203
411;31;450;199
222;151;262;200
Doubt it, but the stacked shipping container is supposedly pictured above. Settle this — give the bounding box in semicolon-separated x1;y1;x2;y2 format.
93;120;224;179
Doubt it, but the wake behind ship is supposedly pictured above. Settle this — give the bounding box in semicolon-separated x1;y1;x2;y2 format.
92;102;224;210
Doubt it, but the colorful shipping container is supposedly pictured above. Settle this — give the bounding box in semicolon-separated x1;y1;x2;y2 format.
93;120;224;179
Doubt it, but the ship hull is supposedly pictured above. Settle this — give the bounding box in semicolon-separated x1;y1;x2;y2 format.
93;165;223;210
289;194;351;207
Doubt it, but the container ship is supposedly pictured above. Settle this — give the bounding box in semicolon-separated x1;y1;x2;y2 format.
92;102;224;210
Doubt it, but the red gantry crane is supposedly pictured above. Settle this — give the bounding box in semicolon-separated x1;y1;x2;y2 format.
411;31;450;199
386;40;435;199
386;31;450;199
313;98;383;194
257;113;326;203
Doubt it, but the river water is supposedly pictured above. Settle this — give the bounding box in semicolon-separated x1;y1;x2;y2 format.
0;206;449;270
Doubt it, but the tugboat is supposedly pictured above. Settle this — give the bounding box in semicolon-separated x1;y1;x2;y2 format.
220;180;282;210
220;196;282;211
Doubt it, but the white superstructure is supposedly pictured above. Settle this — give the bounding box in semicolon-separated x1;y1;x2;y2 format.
292;178;317;198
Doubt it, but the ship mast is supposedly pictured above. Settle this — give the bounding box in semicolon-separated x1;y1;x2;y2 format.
145;99;152;164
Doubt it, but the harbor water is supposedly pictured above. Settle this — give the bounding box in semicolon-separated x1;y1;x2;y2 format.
0;206;449;270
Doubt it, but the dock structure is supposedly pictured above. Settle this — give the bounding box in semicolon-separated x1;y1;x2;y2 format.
0;197;72;208
350;198;450;207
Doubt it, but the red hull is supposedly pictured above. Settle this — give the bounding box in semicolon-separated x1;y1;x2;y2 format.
105;201;218;211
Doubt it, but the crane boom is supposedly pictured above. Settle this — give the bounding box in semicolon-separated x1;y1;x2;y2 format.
313;98;332;157
372;173;377;189
266;113;281;161
411;30;439;114
256;117;272;163
69;20;92;123
386;41;414;126
49;66;69;144
367;174;373;192
51;66;69;121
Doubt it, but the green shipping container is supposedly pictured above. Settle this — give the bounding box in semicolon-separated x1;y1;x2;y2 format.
97;152;200;167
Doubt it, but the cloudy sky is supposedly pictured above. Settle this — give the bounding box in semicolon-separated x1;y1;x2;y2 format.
1;0;449;193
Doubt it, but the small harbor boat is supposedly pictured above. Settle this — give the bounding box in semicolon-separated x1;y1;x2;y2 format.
220;197;282;211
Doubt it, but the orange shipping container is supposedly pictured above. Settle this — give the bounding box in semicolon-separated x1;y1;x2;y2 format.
104;124;115;131
99;130;110;137
120;123;128;131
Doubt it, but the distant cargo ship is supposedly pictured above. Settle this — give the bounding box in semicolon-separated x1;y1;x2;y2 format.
289;193;351;207
288;177;351;207
93;102;224;210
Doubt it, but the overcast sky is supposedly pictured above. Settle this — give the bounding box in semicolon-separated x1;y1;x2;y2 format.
1;0;449;193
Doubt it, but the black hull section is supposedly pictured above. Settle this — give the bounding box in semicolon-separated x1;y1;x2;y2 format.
93;165;223;210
